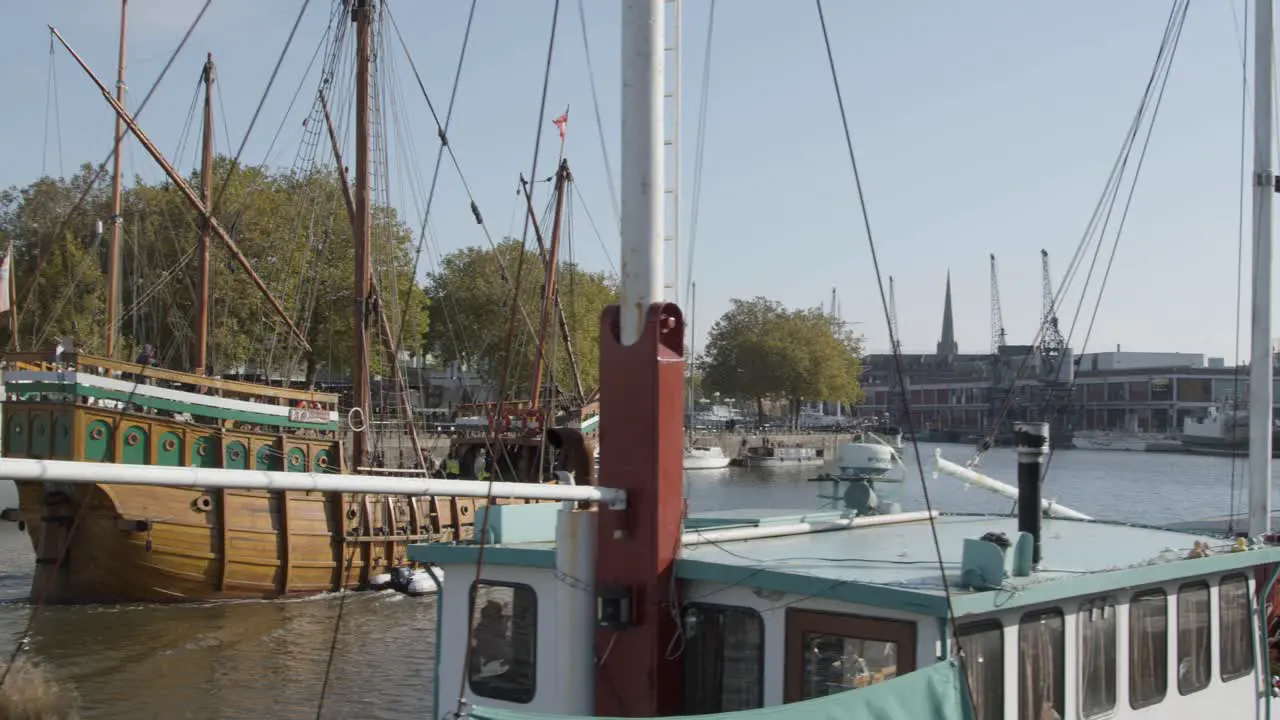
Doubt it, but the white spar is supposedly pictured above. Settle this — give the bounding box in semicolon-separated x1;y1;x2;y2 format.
932;449;1090;521
0;457;626;509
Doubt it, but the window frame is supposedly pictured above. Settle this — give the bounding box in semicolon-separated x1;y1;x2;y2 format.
681;602;766;712
783;608;917;703
1176;581;1212;696
1128;588;1168;710
956;619;1004;720
1218;574;1254;682
1077;597;1117;719
1017;607;1065;720
467;580;538;704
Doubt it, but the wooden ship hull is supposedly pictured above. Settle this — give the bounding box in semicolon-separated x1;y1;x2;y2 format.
1;353;542;604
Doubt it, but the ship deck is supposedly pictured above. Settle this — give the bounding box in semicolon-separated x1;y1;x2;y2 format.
412;507;1280;618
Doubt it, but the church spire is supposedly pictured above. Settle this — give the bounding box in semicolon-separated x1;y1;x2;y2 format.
937;271;957;363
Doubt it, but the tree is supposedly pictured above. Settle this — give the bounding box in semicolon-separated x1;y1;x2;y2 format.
700;297;864;424
0;156;429;382
424;237;618;401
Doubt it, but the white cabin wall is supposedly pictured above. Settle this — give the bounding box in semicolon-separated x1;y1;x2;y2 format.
967;574;1263;720
435;565;578;719
684;580;940;708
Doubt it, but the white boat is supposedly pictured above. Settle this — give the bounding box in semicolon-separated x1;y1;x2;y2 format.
859;423;904;450
683;445;730;470
1071;429;1182;452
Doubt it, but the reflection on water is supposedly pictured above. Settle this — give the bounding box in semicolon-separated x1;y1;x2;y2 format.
0;442;1269;717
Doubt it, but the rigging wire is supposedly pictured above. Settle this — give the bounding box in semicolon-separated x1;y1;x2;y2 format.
576;0;621;233
42;33;65;178
1044;2;1189;490
211;0;313;214
683;0;717;302
972;1;1189;464
22;1;213;316
1228;0;1250;532
454;2;563;714
384;0;477;356
385;3;540;347
812;0;971;697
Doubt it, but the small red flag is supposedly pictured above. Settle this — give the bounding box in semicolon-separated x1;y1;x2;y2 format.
552;112;568;141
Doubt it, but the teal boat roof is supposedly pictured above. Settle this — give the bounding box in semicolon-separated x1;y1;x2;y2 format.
411;507;1280;618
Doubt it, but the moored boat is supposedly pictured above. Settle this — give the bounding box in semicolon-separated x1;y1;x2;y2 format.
683;444;730;470
737;444;825;467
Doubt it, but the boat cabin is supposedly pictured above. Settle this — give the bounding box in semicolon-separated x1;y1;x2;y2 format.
411;504;1280;719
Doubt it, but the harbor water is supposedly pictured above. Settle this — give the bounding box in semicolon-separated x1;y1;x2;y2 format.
0;442;1266;718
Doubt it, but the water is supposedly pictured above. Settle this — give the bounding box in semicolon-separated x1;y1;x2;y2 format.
0;443;1265;718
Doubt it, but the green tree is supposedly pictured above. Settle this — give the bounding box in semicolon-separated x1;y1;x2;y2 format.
424;237;617;401
0;156;428;382
700;298;864;424
699;297;789;421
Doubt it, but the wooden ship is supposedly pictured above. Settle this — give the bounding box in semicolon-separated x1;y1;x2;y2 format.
1;2;590;603
445;159;601;483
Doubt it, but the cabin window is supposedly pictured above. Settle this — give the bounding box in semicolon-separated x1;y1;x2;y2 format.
682;604;764;712
784;609;916;702
1219;574;1254;681
1078;598;1116;717
1017;608;1063;720
1177;581;1211;695
468;581;537;704
956;620;1003;720
1129;589;1168;708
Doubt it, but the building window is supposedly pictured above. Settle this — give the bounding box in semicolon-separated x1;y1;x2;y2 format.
683;604;764;712
956;621;1003;720
1018;608;1063;720
1078;598;1116;717
1129;589;1167;708
468;581;537;704
1177;582;1211;695
784;609;916;702
1219;574;1254;681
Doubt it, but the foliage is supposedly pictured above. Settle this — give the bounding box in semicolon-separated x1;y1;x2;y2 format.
0;156;429;381
424;237;618;400
700;297;864;423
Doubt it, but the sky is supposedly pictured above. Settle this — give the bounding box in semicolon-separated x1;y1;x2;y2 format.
0;0;1264;362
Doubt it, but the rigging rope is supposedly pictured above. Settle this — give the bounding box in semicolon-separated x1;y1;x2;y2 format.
972;0;1190;465
42;33;65;178
813;0;970;696
211;0;312;215
453;2;563;714
684;0;717;302
1040;2;1190;486
22;1;213;317
576;0;621;233
1228;1;1250;532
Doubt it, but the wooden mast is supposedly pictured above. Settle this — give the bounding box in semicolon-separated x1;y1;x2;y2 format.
106;0;127;358
351;0;374;470
194;53;214;375
528;159;570;412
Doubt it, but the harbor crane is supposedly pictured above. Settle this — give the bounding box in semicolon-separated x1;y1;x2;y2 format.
1039;248;1067;376
989;253;1006;354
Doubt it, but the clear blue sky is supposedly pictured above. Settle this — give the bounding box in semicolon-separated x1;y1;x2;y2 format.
0;1;1263;362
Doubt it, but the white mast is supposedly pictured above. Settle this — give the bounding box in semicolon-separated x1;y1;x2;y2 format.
663;0;682;305
1249;0;1274;538
620;0;665;345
